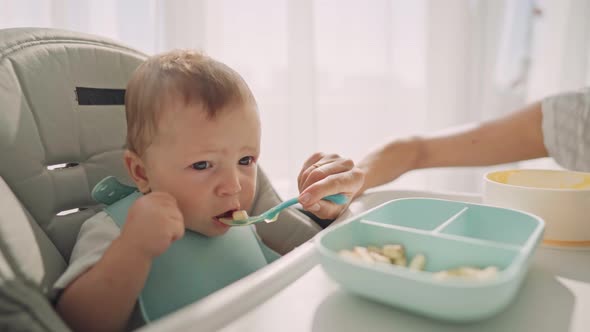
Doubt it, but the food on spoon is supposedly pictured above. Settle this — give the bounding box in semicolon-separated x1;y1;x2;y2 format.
232;210;249;221
219;210;249;224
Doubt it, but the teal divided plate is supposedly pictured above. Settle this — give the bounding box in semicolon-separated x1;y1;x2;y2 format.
315;198;545;322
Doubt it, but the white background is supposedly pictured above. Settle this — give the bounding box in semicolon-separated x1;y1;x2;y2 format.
2;0;590;198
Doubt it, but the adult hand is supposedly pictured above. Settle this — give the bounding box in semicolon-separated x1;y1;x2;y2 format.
297;152;365;220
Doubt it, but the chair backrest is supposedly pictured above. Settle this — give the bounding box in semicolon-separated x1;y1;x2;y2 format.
0;28;320;301
0;28;145;296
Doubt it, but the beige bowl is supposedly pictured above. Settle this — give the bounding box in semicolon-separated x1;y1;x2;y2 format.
483;169;590;248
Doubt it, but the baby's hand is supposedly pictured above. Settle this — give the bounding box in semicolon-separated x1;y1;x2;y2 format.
119;192;185;260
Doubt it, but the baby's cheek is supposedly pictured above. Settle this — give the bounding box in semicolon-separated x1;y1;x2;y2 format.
183;215;209;235
241;195;255;212
241;180;257;209
177;201;205;225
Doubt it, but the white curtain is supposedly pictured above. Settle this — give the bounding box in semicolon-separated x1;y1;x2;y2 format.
2;0;589;197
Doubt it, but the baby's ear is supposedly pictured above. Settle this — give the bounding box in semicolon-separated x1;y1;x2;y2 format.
123;149;151;193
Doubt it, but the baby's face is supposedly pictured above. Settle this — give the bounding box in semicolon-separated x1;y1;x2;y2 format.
142;101;260;237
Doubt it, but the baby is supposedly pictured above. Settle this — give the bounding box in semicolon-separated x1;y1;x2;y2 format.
55;50;364;332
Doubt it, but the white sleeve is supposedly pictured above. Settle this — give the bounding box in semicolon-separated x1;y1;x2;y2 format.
542;88;590;171
52;211;121;292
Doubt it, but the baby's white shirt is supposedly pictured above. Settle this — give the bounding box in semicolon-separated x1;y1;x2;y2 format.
53;211;119;291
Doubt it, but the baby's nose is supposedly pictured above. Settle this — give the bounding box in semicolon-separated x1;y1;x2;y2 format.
216;172;242;196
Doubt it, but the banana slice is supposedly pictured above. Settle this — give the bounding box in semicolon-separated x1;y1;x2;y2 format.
232;210;249;221
409;253;426;271
219;210;249;223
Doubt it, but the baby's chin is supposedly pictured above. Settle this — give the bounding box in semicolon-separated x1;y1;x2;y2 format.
184;219;231;237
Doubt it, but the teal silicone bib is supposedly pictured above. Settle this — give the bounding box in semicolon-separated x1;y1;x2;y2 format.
92;176;272;321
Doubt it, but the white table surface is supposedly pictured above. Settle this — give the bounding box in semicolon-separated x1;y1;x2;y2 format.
144;190;590;332
219;246;589;332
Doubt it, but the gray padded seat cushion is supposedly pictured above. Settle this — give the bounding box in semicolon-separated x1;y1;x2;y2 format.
0;29;145;294
0;28;145;259
250;169;321;254
0;177;65;296
0;28;146;296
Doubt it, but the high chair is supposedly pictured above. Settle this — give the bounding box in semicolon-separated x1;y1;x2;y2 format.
0;27;323;331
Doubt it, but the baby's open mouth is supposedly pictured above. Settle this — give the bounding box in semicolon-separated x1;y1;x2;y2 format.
216;209;249;224
216;210;236;219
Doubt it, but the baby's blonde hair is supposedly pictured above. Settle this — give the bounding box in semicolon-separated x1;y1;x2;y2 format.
125;49;256;155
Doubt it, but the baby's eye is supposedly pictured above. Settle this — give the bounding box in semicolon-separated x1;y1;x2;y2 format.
191;161;211;170
238;156;254;166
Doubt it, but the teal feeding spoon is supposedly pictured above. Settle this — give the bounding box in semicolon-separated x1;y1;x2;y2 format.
219;193;348;226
